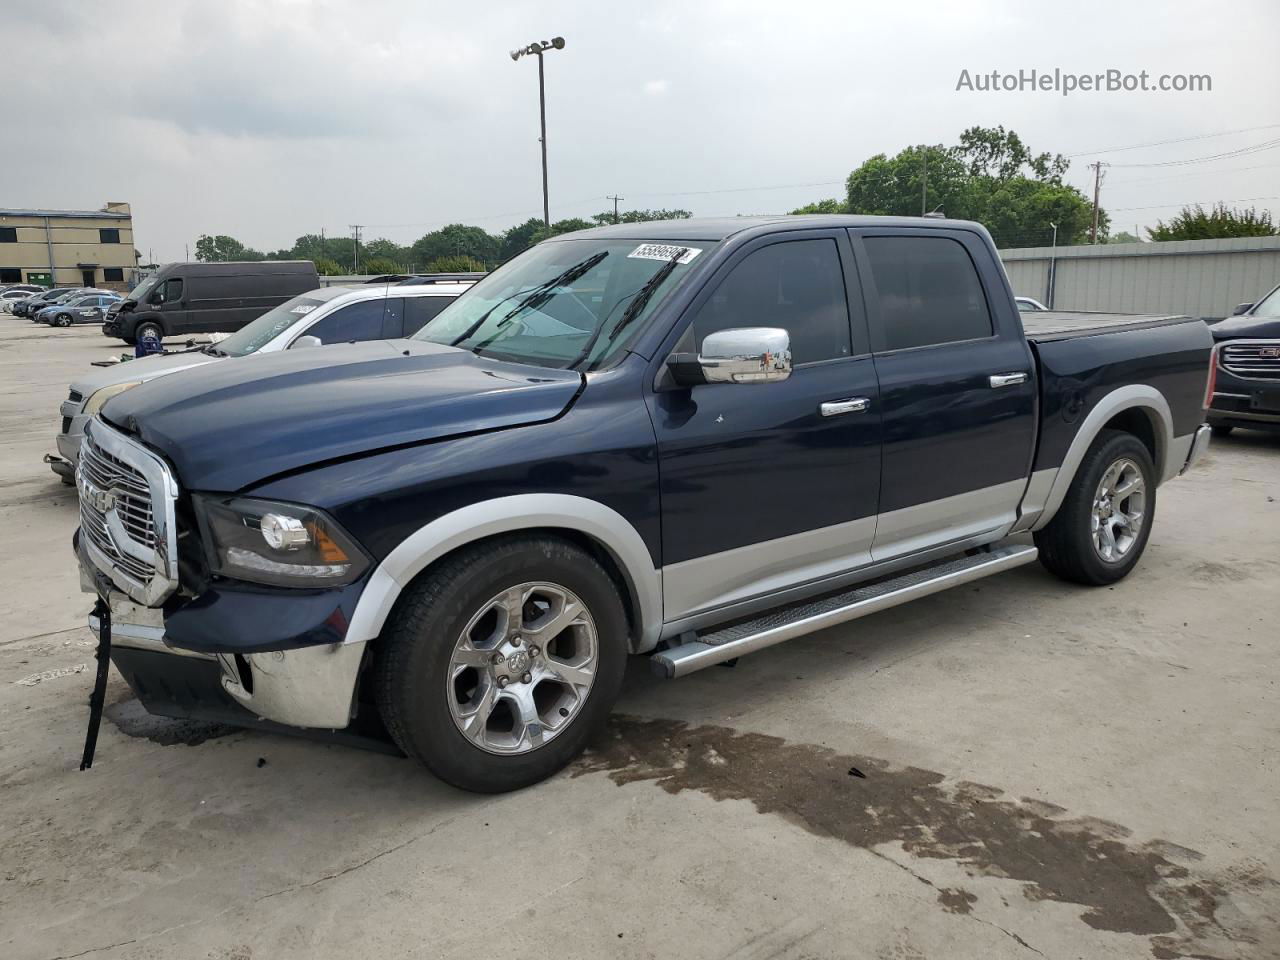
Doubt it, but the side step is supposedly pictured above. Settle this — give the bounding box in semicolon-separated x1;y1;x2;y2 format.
651;543;1038;678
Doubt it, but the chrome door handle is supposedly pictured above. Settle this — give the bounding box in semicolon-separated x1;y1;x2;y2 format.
989;372;1029;388
820;397;871;417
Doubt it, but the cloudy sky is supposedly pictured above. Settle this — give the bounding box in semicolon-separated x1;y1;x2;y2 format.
7;0;1279;260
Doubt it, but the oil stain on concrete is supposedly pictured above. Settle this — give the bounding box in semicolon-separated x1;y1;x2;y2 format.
104;698;236;746
575;716;1277;959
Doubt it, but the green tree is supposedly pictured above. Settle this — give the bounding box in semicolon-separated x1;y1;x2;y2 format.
790;198;845;215
426;255;486;273
194;234;265;262
530;218;594;245
362;238;410;266
411;224;499;268
1108;231;1142;244
1148;204;1277;241
499;217;545;262
314;258;344;276
361;257;402;275
818;127;1098;247
589;207;692;225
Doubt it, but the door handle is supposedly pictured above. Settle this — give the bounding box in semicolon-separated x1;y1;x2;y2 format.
820;397;871;417
988;372;1029;388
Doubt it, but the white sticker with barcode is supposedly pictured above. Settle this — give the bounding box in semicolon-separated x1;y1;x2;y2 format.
628;243;700;264
290;304;317;315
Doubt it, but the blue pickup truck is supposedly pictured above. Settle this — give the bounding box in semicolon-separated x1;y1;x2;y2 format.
74;216;1213;791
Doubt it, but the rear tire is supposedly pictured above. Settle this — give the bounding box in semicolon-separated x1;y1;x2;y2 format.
1210;423;1234;438
1035;430;1156;586
374;535;629;793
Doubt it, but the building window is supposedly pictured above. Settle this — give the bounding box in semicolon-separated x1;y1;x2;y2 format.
103;267;124;282
0;227;16;243
99;228;121;244
0;268;21;283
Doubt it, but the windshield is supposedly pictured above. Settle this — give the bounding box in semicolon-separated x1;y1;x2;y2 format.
412;239;710;369
1252;284;1280;318
214;292;338;357
126;276;157;302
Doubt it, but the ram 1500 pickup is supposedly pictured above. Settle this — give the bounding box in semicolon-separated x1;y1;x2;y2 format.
74;216;1214;792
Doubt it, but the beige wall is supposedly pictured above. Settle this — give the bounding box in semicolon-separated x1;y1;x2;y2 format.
0;209;136;292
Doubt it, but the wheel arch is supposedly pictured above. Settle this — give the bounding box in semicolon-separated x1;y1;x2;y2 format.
1031;385;1173;532
345;495;663;654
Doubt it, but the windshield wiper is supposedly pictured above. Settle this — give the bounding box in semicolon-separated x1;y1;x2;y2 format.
448;251;609;348
569;249;686;370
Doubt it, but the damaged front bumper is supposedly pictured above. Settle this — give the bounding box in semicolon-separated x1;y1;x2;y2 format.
83;574;368;731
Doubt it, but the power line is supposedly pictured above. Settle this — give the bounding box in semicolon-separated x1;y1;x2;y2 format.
1065;122;1280;158
1108;137;1280;168
1107;195;1280;213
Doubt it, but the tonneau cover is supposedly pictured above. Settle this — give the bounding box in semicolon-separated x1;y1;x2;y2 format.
1021;310;1197;342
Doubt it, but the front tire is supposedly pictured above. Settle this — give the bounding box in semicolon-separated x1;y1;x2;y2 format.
1035;430;1156;586
55;314;72;327
134;320;163;342
374;535;629;793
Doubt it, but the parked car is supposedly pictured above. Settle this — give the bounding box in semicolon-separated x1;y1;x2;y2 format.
35;292;121;327
1016;296;1048;312
46;282;471;482
102;260;320;344
14;287;80;318
1205;281;1280;436
75;215;1212;792
29;288;109;321
1;287;40;313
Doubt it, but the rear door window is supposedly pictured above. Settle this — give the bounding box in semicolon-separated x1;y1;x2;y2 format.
381;297;406;338
403;295;454;336
862;236;992;351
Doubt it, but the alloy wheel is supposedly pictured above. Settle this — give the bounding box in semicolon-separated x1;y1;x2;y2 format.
1090;457;1146;563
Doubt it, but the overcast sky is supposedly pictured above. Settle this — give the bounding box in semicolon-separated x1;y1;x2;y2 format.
7;0;1279;260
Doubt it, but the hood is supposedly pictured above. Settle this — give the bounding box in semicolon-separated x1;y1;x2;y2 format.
100;339;583;491
1209;313;1280;342
71;350;220;397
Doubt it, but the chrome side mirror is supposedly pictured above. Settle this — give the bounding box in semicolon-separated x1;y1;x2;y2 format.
697;327;791;384
667;327;792;387
292;335;323;349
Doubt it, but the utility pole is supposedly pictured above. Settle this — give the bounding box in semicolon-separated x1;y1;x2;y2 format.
349;224;364;274
320;227;326;261
607;194;624;224
921;146;928;217
1089;162;1108;244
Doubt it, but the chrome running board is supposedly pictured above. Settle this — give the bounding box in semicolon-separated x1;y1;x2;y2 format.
652;543;1038;678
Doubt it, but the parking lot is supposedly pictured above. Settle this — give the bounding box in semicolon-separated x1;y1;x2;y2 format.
0;322;1277;959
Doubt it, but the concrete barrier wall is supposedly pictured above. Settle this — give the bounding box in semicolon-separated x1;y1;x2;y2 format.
1000;235;1280;318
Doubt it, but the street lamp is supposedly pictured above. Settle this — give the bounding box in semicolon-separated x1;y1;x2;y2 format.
510;36;566;230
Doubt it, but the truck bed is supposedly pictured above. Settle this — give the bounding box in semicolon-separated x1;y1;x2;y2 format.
1021;310;1199;342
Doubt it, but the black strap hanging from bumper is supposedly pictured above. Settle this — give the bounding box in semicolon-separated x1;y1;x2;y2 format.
81;597;112;771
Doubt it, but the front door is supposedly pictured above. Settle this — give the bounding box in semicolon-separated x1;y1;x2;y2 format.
647;231;882;623
81;269;95;288
849;228;1037;561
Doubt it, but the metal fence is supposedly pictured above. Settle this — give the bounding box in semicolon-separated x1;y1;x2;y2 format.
1000;235;1280;319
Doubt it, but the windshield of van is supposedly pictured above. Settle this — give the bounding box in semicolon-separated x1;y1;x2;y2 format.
214;291;342;357
126;277;157;302
412;239;710;369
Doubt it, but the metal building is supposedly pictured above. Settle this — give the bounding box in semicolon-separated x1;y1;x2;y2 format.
1000;235;1280;319
0;203;137;292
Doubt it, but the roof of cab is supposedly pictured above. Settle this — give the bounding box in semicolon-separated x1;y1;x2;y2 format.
550;214;988;243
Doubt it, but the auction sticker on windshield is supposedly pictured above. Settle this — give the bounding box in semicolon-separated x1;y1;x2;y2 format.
628;244;701;264
290;305;318;314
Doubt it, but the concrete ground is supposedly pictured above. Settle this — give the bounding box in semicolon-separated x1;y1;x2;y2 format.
1;322;1277;960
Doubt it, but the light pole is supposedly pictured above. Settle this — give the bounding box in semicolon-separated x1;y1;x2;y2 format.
510;36;565;230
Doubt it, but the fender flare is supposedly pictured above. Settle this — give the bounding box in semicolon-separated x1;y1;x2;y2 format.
344;494;664;652
1030;385;1174;532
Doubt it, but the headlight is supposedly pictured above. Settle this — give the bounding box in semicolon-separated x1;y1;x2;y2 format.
193;496;370;588
83;381;142;415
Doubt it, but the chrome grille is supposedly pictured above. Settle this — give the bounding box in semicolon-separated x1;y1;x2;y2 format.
1220;341;1280;380
77;419;178;606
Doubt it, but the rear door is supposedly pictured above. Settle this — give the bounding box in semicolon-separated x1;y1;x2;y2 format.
291;295;388;347
848;227;1036;561
401;293;455;336
647;230;882;622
